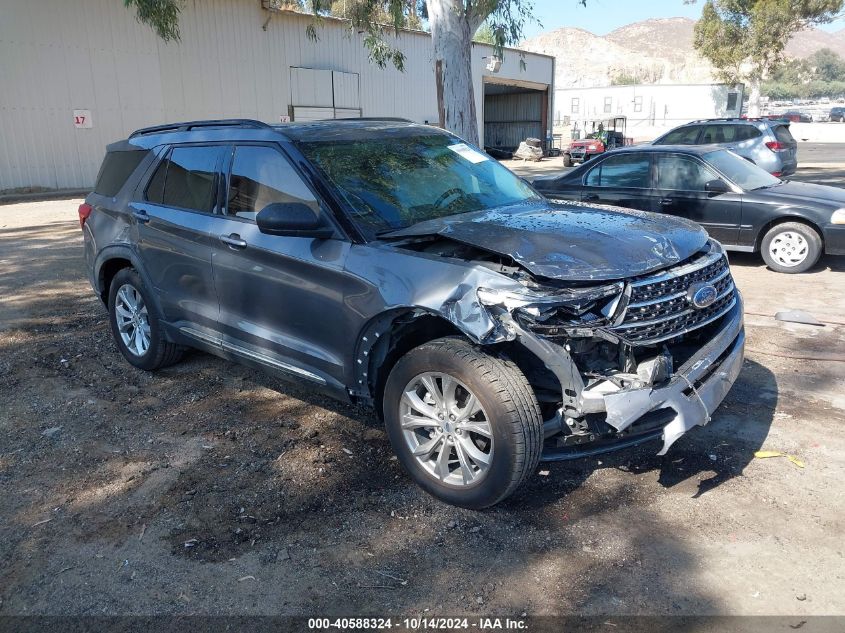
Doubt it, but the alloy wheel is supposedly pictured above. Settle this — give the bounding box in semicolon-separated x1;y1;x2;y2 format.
400;372;493;487
114;283;151;357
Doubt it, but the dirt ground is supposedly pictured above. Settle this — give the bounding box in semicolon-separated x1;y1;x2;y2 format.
1;179;844;617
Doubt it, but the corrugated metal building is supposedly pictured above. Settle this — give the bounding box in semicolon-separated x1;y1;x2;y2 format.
0;0;554;192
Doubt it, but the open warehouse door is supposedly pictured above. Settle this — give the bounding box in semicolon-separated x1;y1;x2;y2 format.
482;77;550;158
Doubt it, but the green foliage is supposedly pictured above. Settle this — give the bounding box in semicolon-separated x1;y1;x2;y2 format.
693;0;844;83
124;0;182;42
763;47;845;98
610;73;642;85
809;46;845;81
464;0;540;59
473;22;497;44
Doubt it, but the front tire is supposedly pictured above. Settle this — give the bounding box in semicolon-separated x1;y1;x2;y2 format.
108;268;184;370
760;222;823;274
563;153;573;167
383;338;543;509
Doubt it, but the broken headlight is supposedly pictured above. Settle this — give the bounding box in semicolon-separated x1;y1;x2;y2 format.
477;281;624;326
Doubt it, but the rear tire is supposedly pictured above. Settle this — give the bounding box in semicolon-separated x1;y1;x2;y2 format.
760;222;822;274
108;268;184;370
383;337;543;509
563;153;573;167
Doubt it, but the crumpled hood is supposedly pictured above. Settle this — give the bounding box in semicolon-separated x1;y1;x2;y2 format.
756;180;845;210
387;202;710;282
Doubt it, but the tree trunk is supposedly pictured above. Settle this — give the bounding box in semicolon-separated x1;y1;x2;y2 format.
746;76;762;118
428;0;480;145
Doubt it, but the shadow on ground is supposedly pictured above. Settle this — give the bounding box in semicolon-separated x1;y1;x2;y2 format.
0;217;787;616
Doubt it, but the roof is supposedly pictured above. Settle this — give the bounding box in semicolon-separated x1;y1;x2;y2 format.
609;143;726;155
276;119;448;142
119;118;444;150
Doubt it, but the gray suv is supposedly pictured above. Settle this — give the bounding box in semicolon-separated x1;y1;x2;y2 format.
82;119;745;508
653;118;798;177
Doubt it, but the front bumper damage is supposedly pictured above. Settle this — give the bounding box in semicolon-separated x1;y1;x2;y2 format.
600;297;744;455
510;293;745;460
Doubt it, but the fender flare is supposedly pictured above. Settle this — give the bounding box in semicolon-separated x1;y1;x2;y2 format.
93;244;165;318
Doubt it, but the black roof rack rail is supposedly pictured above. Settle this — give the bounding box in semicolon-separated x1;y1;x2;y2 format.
129;119;272;138
689;117;743;123
356;117;414;122
289;117;415;123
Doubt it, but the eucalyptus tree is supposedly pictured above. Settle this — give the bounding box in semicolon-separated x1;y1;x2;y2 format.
692;0;844;116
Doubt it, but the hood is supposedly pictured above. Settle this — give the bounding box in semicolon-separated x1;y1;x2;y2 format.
386;202;709;282
753;180;845;210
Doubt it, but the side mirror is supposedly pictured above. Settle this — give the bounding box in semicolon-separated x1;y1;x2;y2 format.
256;202;334;238
704;179;730;196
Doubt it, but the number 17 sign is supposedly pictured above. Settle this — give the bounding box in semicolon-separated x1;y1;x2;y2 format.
73;109;93;129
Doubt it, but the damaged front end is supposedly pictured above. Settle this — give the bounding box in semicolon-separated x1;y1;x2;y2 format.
477;240;745;459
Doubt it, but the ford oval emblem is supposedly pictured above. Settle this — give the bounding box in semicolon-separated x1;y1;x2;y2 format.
688;283;718;310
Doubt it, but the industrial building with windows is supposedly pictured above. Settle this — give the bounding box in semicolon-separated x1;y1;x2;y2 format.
555;83;744;142
0;0;554;192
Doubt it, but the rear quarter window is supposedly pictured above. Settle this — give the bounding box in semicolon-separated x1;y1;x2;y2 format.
94;150;149;197
773;125;795;144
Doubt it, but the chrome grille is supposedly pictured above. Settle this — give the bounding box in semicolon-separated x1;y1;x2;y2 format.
611;249;737;346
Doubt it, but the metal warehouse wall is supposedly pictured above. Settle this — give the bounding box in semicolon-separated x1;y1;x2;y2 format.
0;0;553;191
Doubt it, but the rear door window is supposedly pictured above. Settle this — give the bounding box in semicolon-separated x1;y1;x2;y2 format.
94;150;149;197
733;125;762;141
226;145;320;222
146;145;224;213
700;125;733;144
585;154;651;188
655;155;719;191
656;126;701;145
701;125;762;143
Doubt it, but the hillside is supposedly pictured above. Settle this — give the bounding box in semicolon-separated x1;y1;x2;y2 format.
521;17;845;88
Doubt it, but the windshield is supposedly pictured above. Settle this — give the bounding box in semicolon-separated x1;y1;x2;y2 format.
297;133;542;237
703;149;782;190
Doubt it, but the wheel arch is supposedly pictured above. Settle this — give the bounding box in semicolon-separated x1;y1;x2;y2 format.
94;245;165;317
754;215;824;252
351;308;468;417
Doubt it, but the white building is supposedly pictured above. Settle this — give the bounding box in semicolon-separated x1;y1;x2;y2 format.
0;0;554;192
555;83;745;142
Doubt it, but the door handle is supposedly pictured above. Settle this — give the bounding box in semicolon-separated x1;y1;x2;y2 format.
583;194;599;201
659;198;674;206
219;233;247;249
132;210;150;223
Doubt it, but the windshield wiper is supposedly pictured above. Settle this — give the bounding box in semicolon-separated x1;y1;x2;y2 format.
375;226;411;237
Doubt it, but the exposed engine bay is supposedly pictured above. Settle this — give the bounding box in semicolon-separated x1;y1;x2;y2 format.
393;235;744;459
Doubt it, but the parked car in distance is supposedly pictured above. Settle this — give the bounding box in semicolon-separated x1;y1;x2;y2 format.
652;118;797;177
82;119;746;508
830;107;845;122
533;145;845;273
780;110;813;123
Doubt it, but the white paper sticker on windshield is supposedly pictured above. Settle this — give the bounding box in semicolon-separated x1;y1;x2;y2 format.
448;143;489;164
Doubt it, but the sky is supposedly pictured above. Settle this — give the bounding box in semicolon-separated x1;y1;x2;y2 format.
521;0;845;38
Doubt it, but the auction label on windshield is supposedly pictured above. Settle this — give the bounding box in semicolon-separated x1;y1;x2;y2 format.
448;143;489;164
308;617;526;631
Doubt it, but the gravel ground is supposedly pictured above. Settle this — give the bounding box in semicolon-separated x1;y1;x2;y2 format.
0;192;844;617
